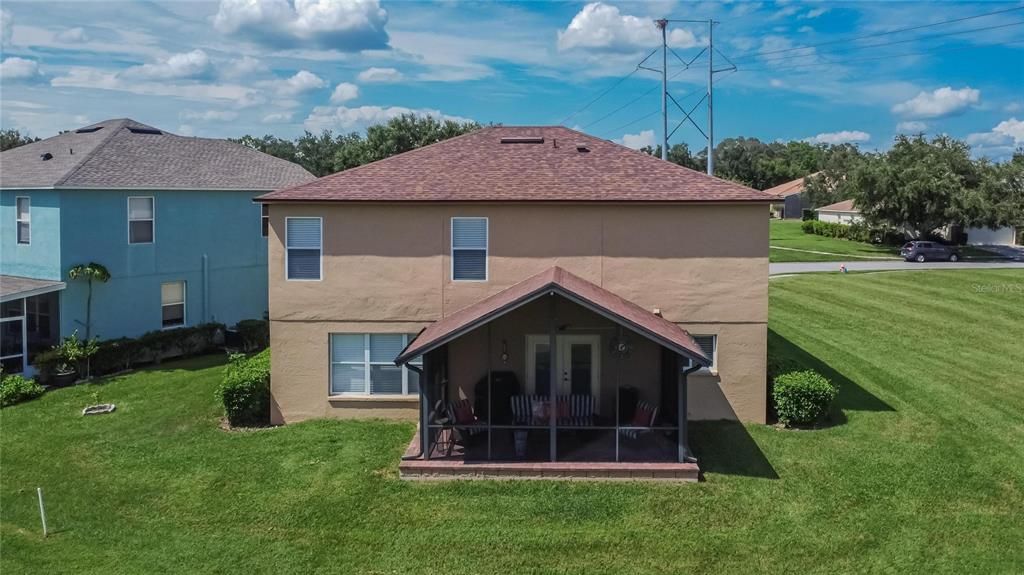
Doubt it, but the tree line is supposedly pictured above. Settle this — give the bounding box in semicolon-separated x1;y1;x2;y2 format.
4;115;1020;239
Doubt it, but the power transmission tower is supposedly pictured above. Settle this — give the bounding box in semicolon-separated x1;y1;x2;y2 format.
647;18;736;175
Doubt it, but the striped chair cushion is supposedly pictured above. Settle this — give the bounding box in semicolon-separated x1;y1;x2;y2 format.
510;394;596;426
621;400;659;439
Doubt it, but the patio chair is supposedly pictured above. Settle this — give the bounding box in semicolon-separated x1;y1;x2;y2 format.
446;398;485;445
619;400;658;440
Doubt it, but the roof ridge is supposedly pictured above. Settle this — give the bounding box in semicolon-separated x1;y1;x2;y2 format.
267;126;495;197
53;119;132;187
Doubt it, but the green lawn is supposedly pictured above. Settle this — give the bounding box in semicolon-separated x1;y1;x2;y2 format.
3;270;1024;573
770;219;900;262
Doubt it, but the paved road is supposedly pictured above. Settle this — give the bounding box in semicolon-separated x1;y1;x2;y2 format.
770;260;1024;276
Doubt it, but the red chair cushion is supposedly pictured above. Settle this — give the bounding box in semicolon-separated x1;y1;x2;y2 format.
453;401;476;424
631;404;656;427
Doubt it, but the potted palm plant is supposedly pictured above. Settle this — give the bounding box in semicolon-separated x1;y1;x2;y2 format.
51;331;99;386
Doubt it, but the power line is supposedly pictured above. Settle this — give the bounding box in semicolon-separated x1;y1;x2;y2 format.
733;18;1024;66
728;4;1024;62
559;49;657;125
602;108;661;138
735;29;1024;74
582;67;702;130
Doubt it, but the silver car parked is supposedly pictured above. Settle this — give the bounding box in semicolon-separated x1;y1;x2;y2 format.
900;241;960;262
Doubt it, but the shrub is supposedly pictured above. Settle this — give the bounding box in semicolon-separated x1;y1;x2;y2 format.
235;319;269;352
772;370;838;427
218;349;270;427
32;349;63;384
92;338;144;376
1;373;45;407
767;354;801;383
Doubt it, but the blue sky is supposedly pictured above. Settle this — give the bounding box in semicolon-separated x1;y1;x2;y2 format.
1;1;1022;160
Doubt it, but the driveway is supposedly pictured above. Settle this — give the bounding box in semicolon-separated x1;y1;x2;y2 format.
770;260;1024;275
976;244;1024;262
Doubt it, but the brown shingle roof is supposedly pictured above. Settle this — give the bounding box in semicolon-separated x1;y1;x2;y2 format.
259;126;772;203
395;266;711;367
816;199;859;213
764;172;819;198
0;118;315;190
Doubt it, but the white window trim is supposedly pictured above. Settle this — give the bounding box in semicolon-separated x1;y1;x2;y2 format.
683;334;717;375
260;204;269;238
329;333;422;397
450;216;489;282
15;196;30;245
128;196;155;245
285;216;323;282
0;299;27;374
160;281;186;330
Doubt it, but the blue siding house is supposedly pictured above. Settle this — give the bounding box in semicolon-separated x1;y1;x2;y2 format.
0;118;313;374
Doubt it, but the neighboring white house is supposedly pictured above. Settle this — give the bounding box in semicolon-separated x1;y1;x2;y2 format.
965;226;1018;246
815;199;863;224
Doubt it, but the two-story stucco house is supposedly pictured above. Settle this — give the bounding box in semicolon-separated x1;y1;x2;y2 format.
258;126;772;472
0;118;313;374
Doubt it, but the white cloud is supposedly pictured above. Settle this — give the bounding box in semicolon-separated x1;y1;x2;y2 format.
357;66;403;83
0;57;41;81
616;129;656;150
123;49;212;80
213;0;389;51
1005;102;1022;113
797;25;813;33
262;112;294;124
770;78;784;88
330;82;359;103
180;109;239;122
304;104;472;132
799;7;828;19
558;3;700;52
966;118;1023;160
892;86;980;119
51;67;262;105
1;8;11;47
805;130;871;145
896;121;928;133
225;56;268;78
265;70;326;97
56;27;88;43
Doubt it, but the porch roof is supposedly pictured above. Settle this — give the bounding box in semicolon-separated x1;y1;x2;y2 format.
0;275;66;303
395;266;711;367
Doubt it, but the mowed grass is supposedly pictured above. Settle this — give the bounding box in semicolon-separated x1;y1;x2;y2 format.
3;270;1023;574
770;219;899;262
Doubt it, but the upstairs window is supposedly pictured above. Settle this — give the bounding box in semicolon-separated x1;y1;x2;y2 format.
286;217;322;281
261;204;269;237
128;197;154;244
161;281;186;328
451;217;488;281
15;197;30;244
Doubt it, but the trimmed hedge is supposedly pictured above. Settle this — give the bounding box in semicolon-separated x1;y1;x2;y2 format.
1;373;45;408
218;349;270;427
235;319;269;352
801;220;904;245
33;322;226;383
772;370;838;427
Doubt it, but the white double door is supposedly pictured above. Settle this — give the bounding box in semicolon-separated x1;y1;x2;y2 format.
525;334;601;407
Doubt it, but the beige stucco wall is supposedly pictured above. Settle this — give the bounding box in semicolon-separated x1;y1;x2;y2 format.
268;202;768;424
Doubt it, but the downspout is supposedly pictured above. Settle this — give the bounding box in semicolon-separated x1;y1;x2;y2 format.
201;254;209;323
678;363;702;463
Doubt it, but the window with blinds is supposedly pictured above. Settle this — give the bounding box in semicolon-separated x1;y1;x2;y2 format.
682;335;717;371
286;217;322;280
329;333;422;395
161;281;186;328
128;197;154;244
451;217;488;281
15;197;30;245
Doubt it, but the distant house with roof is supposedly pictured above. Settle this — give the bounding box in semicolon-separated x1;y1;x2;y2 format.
765;173;818;219
815;199;862;224
0;118;313;375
